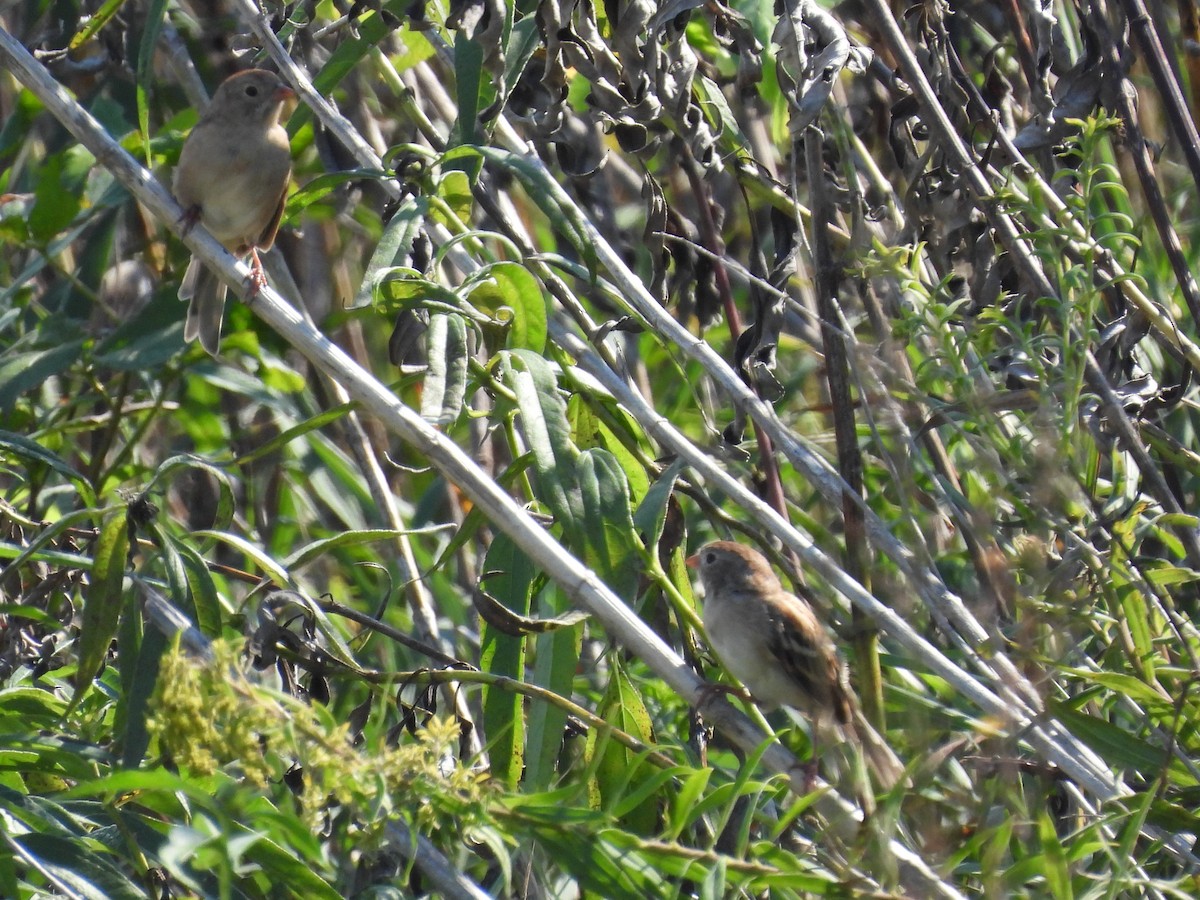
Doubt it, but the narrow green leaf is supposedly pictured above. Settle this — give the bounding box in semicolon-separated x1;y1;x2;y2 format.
70;508;130;711
285;526;451;570
355;197;429;307
525;589;581;791
170;536;220;638
1051;703;1196;785
633;458;687;548
502;350;582;533
444;145;598;278
120;623;165;768
231;404;356;465
420;313;469;425
189;530;288;585
114;586;142;757
578;449;642;600
0;432;87;489
453;32;483;146
479;533;534;790
284;169;391;220
13;832;144;900
0;342;87;413
68;0;126;50
136;0;169;166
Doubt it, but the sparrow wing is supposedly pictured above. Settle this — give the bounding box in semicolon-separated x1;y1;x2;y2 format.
763;593;854;725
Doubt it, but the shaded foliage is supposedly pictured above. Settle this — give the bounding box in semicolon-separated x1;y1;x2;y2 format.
2;0;1200;896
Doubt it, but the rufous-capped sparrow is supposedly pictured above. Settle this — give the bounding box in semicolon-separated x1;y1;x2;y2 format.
174;69;293;354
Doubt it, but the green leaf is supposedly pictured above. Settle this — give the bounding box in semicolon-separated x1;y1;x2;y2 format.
502;350;582;533
577;449;642;600
525;588;581;791
284;169;391;220
0;341;87;413
454;31;484;146
371;270;465;314
354;197;429;307
420;313;469;425
1051;702;1197;785
0;687;67;731
0;431;90;495
136;0;169;166
189;530;288;585
587;658;657;834
633;458;687;549
170;534;221;638
69;508;130;713
444;145;598;278
12;832;145;900
30;147;92;243
434;169;475;226
285;526;451;570
120;622;165;768
466;261;547;353
68;0;126;50
479;533;534;790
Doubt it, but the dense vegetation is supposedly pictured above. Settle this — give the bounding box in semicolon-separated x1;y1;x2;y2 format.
3;0;1200;895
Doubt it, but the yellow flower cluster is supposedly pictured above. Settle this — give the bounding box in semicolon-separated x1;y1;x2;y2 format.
146;638;492;841
145;638;273;787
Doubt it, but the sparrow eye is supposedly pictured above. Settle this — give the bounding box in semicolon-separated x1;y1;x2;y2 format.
704;551;716;564
245;85;259;97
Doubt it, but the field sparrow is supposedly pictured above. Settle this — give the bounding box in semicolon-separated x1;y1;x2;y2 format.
688;540;904;789
173;69;293;354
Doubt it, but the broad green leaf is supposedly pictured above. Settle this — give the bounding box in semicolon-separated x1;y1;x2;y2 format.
30;147;92;243
466;261;547;353
633;458;687;549
587;658;657;834
434;169;475;226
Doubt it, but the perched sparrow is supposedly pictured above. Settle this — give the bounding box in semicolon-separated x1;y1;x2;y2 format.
688;540;903;789
173;69;294;354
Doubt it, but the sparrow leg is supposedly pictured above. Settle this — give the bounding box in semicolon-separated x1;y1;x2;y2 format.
244;248;268;299
794;758;820;793
177;204;202;236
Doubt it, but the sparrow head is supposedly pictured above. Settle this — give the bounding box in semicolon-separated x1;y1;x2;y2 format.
686;540;782;598
208;70;295;126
